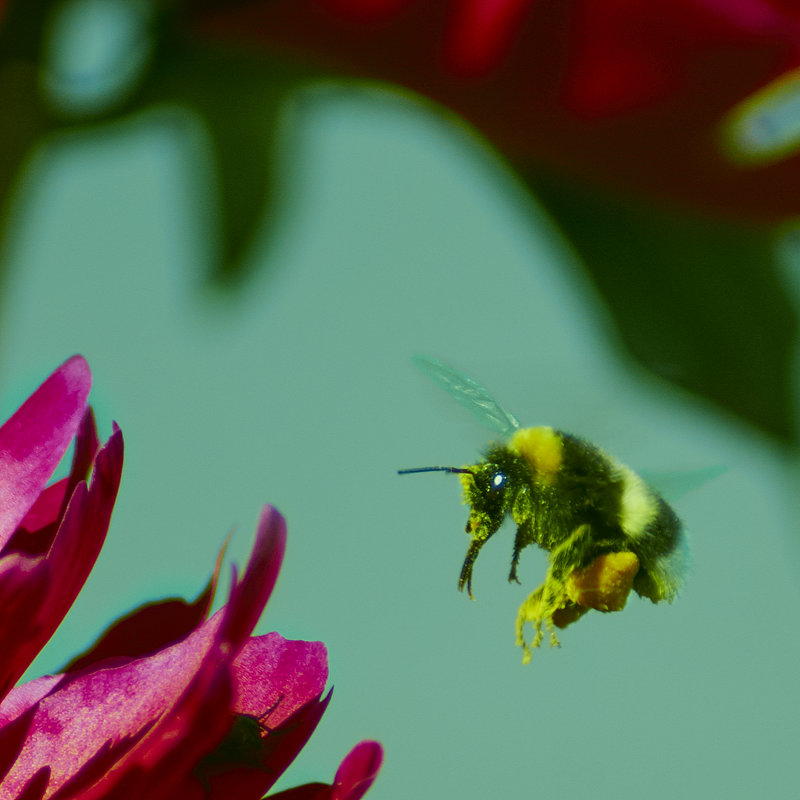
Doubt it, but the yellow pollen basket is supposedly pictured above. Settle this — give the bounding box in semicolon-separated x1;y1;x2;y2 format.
565;551;640;612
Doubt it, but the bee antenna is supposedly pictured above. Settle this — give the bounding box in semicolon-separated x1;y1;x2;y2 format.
397;466;473;475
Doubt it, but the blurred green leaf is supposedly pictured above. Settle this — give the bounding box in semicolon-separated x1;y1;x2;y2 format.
137;33;313;282
0;0;313;284
0;62;49;235
525;169;796;443
0;0;59;266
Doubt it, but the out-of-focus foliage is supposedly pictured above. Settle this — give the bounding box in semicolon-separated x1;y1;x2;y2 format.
526;169;797;442
190;0;800;219
1;0;800;441
0;0;314;276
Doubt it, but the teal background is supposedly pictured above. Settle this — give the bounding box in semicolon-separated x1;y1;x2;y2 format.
4;88;800;797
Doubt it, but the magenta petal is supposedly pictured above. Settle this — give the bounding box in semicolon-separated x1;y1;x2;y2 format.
0;706;37;784
0;506;294;799
0;472;372;800
16;767;48;800
67;644;237;800
60;595;214;674
6;407;99;561
233;634;327;724
331;741;383;800
188;636;329;798
266;784;329;800
15;480;68;544
0;356;91;551
43;428;123;635
0;428;123;702
0;614;227;796
194;689;332;800
0;675;63;731
52;406;100;531
15;408;100;542
63;537;225;672
218;505;286;649
0;553;52;702
265;742;384;800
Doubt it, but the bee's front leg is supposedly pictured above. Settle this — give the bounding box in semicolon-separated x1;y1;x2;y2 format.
509;490;534;584
508;520;532;584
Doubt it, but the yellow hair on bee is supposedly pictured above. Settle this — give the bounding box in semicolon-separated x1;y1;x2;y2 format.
614;463;659;537
509;427;563;483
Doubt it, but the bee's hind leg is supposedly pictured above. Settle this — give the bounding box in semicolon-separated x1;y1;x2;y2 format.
515;579;568;664
515;524;596;663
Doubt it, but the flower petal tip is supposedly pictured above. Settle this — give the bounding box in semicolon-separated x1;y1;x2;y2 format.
333;740;384;800
218;505;287;649
252;503;287;587
105;425;125;459
59;355;92;392
259;504;287;543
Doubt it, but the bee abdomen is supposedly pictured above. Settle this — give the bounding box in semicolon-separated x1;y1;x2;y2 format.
630;498;688;603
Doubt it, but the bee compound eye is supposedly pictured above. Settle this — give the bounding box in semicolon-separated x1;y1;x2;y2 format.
491;471;506;490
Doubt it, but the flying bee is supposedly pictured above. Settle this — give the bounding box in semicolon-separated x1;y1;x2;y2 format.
399;355;715;663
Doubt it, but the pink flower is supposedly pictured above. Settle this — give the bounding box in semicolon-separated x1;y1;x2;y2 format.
0;358;382;799
0;355;119;704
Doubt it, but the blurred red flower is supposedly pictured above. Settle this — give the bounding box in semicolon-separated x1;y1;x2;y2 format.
190;0;800;219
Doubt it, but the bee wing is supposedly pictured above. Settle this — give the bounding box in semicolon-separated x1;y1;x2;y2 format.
641;465;727;503
412;355;520;437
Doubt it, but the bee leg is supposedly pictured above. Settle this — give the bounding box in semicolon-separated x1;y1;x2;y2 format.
458;539;484;599
508;524;527;584
548;523;596;583
515;525;596;662
539;524;595;640
515;582;569;663
536;581;565;649
515;586;543;663
509;493;532;585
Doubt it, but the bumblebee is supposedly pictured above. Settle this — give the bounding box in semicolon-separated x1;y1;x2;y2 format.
399;355;697;662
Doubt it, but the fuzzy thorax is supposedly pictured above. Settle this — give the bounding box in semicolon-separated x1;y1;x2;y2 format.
508;427;563;482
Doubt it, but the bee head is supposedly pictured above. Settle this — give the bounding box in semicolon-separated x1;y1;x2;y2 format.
451;460;512;598
461;462;509;521
397;460;511;598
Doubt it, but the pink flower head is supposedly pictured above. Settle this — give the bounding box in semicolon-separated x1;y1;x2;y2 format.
0;359;382;799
